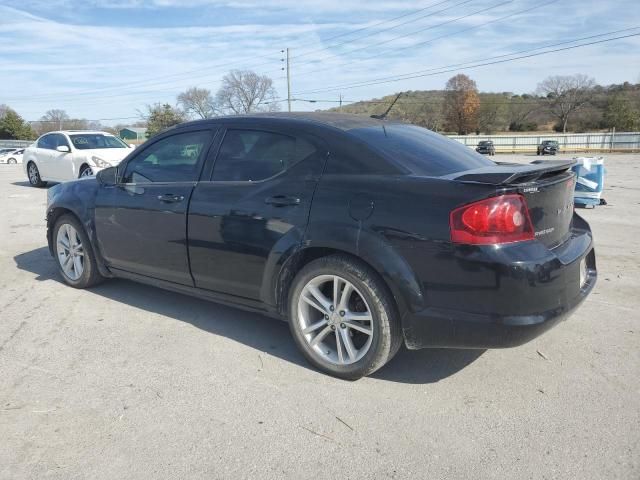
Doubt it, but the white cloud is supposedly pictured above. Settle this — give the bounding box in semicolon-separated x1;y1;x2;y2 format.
1;0;639;122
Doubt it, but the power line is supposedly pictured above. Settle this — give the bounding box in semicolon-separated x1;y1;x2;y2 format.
293;30;640;96
297;25;639;93
288;0;558;81
7;1;456;103
284;0;512;75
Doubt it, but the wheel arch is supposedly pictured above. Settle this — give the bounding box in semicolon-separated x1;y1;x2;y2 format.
272;227;425;324
47;189;112;278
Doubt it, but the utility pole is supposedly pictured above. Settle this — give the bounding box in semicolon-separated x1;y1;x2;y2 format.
281;48;292;112
339;94;343;112
286;48;291;112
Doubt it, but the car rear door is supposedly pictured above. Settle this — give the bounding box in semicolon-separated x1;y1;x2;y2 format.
95;128;216;286
188;126;327;301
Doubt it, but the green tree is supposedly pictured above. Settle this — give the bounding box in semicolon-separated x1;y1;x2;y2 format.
0;107;36;140
144;103;185;138
603;94;639;131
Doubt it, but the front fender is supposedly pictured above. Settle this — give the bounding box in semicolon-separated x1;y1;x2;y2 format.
46;179;111;277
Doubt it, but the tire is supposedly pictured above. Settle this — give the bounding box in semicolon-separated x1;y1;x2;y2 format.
27;162;47;187
8;158;16;164
79;165;93;178
288;254;402;380
53;214;104;288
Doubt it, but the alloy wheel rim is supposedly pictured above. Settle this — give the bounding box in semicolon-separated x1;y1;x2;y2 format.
297;274;374;365
56;224;84;281
80;167;93;177
28;164;38;184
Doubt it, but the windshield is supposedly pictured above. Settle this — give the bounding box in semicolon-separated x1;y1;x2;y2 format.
479;141;492;146
543;141;558;146
69;134;128;150
349;124;494;176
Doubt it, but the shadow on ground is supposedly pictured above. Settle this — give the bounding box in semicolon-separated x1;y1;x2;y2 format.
11;181;58;188
14;246;484;384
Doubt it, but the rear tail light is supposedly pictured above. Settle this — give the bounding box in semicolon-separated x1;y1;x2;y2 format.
450;194;534;245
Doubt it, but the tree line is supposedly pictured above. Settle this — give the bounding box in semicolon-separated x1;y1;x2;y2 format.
0;69;278;141
331;73;640;135
2;70;639;141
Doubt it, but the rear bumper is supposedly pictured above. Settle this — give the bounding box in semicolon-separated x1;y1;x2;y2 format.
401;220;597;349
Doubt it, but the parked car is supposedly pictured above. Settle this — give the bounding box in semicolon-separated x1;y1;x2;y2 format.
0;148;25;164
45;113;596;379
537;140;559;155
476;140;495;155
23;131;133;186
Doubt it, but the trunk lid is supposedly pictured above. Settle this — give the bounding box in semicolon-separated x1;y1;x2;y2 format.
446;160;576;248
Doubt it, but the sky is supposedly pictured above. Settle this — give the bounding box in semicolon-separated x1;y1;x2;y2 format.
1;0;639;125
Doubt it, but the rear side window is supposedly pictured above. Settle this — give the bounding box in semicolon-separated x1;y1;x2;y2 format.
212;129;318;182
349;124;494;176
122;130;211;183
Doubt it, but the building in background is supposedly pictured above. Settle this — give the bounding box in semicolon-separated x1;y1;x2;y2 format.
119;127;147;141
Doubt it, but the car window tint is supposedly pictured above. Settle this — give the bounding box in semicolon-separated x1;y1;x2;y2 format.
212;129;318;182
52;134;69;149
38;135;53;149
122;131;211;183
349;124;494;176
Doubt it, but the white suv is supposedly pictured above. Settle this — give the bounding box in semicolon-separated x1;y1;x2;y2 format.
23;130;134;187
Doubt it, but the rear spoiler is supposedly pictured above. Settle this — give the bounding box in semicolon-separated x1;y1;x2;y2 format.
443;160;576;185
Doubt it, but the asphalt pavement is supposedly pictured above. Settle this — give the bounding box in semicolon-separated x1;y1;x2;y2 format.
0;155;638;479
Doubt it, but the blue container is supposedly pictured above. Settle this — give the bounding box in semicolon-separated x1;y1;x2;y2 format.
572;157;605;207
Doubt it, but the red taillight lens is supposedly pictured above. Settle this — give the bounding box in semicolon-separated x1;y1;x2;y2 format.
450;194;534;245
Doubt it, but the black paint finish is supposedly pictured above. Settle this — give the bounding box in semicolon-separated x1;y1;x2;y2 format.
45;113;597;350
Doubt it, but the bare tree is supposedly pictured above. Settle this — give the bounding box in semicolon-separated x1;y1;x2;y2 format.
443;74;480;134
37;109;70;134
214;70;279;115
536;74;596;133
177;87;215;119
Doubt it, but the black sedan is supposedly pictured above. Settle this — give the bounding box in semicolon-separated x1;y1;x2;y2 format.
476;140;495;155
537;140;559;155
45;113;596;379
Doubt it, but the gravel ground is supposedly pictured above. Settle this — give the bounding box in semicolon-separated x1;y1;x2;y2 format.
0;155;638;479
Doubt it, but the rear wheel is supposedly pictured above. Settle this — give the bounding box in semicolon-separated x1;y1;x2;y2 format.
27;162;46;187
288;255;401;380
8;158;16;164
54;214;104;288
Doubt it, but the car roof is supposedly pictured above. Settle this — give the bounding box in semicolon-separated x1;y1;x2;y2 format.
176;112;395;132
42;130;116;135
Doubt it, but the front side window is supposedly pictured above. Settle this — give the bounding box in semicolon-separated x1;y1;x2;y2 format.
122;130;211;183
37;135;54;150
70;134;128;150
212;129;318;182
51;134;70;150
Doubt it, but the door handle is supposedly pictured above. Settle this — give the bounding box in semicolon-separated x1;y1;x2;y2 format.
157;194;185;203
265;195;300;207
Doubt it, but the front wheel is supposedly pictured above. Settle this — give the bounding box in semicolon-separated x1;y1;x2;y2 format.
8;158;17;164
54;214;104;288
27;162;46;187
288;255;401;380
79;165;93;178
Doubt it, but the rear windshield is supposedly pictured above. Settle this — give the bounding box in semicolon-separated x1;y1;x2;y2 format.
349;124;494;176
70;134;128;150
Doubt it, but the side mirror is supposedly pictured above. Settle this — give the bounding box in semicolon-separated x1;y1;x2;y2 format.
56;145;70;153
97;166;117;186
129;144;136;149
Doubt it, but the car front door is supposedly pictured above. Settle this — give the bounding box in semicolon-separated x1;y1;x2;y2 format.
35;134;55;178
95;129;215;286
188;127;326;301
